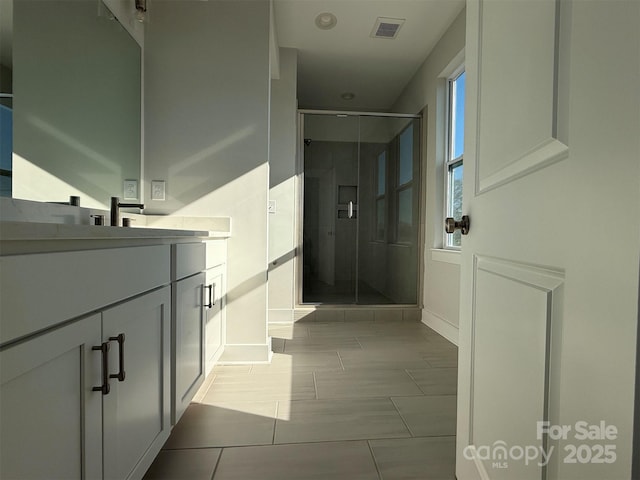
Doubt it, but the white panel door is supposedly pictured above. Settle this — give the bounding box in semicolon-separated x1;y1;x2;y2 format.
205;266;225;376
457;1;639;480
173;272;206;424
0;315;102;480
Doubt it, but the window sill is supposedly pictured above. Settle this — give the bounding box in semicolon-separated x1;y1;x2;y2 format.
431;248;461;265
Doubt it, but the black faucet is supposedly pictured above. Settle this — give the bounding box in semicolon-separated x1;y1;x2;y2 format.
110;197;144;226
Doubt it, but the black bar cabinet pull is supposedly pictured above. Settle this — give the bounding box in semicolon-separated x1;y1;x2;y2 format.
205;284;215;308
109;333;126;382
92;342;111;395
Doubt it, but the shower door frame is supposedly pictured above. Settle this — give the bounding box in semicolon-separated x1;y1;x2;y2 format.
295;109;425;308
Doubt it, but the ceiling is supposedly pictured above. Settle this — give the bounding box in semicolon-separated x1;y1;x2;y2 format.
273;0;465;112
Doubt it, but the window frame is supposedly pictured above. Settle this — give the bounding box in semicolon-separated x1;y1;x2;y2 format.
373;149;387;242
444;66;465;249
394;122;415;244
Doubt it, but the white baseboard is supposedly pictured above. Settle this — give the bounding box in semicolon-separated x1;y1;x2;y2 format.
219;343;272;364
422;309;459;346
268;309;294;323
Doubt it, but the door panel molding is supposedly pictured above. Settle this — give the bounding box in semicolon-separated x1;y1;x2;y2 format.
467;255;564;479
477;137;568;194
474;0;568;196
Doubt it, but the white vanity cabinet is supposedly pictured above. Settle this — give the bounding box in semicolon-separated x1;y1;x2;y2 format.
0;223;229;479
171;243;206;424
0;244;172;480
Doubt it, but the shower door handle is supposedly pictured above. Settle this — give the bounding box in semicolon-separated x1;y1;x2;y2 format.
348;201;354;219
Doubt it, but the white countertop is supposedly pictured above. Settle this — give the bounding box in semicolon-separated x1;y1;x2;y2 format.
0;221;230;241
0;220;231;256
0;198;232;254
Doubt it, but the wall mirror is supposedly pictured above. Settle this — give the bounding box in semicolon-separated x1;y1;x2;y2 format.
0;0;142;209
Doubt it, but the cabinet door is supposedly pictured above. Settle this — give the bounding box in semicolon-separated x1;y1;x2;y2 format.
204;266;225;377
0;314;102;480
173;272;205;424
102;287;171;480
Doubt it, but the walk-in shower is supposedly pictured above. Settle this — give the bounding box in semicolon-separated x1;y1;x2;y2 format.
299;111;422;306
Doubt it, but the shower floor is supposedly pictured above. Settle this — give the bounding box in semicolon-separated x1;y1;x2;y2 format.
302;279;395;305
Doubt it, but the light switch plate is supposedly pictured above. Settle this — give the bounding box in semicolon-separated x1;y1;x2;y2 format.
151;180;166;201
268;200;276;214
123;179;138;200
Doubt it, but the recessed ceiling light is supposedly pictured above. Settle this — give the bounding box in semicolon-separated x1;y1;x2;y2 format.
341;92;355;100
315;12;337;30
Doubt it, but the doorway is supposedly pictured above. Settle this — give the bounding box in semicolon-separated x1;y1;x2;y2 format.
299;111;421;306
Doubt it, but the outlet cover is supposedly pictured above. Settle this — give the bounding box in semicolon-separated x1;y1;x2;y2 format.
123;179;138;200
151;180;166;201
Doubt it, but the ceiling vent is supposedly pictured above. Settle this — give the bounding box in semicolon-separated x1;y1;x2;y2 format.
370;17;405;39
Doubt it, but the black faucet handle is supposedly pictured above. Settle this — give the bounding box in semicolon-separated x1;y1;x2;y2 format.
119;202;144;209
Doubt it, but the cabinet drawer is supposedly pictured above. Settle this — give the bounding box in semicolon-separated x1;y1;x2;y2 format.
172;243;205;281
0;245;170;345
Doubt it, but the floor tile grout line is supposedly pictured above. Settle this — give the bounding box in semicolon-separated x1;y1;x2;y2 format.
160;432;457;452
389;396;416;438
336;350;346;371
366;440;384;480
312;371;318;399
272;401;279;445
404;369;428;396
209;447;224;480
205;436;436;450
265;392;429;404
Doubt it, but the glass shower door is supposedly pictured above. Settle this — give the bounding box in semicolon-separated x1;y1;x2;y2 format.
302;114;359;303
301;113;420;305
357;116;419;305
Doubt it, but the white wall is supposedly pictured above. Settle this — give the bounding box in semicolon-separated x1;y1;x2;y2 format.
268;48;298;323
392;8;466;343
144;0;271;361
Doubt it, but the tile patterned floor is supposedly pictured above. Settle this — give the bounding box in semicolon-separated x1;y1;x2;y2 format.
144;317;458;480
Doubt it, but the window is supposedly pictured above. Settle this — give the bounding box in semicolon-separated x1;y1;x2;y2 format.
445;69;465;248
375;151;386;241
396;123;414;243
